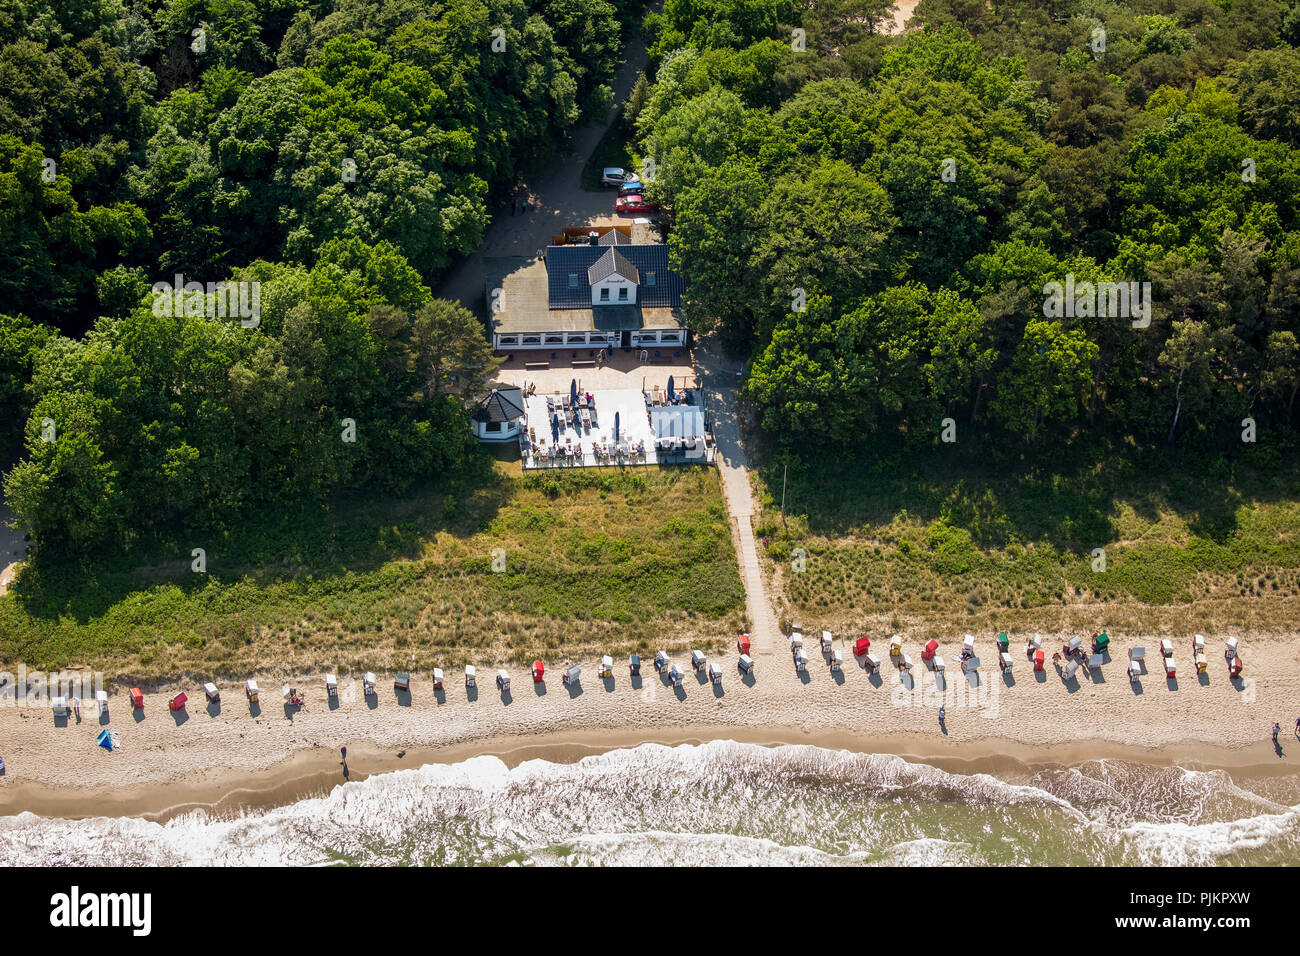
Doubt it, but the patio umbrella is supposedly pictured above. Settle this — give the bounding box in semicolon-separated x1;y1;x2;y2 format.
551;414;560;444
614;411;620;442
667;375;675;402
570;378;578;405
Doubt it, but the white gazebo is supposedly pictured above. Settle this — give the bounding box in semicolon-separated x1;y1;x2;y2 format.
472;387;526;443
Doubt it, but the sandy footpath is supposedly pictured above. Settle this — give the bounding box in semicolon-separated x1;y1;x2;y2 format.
1;628;1297;819
888;0;921;34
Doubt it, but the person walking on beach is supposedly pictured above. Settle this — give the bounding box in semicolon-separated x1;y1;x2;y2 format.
1273;723;1281;747
939;706;946;729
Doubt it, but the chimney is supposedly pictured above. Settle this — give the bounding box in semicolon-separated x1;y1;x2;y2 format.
588;231;599;246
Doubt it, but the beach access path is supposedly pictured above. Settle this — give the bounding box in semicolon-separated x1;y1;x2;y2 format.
695;336;781;660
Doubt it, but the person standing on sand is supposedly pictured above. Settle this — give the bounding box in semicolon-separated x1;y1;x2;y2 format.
1273;723;1281;746
939;706;946;728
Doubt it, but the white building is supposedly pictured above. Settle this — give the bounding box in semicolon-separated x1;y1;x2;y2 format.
486;224;687;353
471;387;525;443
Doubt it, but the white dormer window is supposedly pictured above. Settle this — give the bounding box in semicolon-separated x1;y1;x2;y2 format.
618;287;628;301
600;287;610;301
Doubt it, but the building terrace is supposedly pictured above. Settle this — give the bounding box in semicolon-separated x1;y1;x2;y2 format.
508;376;713;469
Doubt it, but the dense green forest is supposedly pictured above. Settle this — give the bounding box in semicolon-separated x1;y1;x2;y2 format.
635;0;1300;460
0;0;624;559
5;0;1300;593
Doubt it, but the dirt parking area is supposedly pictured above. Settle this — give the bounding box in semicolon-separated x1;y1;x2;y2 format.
434;30;652;312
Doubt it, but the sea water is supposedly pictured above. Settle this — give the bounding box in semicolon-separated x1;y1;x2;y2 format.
1;741;1297;866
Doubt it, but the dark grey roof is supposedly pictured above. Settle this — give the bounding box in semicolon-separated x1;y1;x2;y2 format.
592;306;645;331
473;387;525;423
598;229;631;246
547;243;682;310
588;248;639;286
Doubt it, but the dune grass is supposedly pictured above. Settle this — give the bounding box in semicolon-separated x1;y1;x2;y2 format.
753;437;1300;637
0;464;744;680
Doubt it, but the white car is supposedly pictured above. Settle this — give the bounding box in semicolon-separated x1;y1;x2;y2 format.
601;167;639;186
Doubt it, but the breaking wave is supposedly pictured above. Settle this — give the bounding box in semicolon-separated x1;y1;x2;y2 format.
1;741;1296;865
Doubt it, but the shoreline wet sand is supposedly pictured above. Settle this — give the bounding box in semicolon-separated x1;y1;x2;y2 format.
4;722;1297;823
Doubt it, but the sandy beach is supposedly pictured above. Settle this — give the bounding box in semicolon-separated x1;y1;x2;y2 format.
2;626;1296;820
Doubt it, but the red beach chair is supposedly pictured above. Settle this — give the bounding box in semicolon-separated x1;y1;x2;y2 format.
853;636;871;657
169;692;187;712
129;687;144;710
922;639;939;662
532;660;545;683
737;633;751;655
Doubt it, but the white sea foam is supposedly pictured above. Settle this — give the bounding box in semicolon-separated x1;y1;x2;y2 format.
1120;808;1300;866
0;741;1294;866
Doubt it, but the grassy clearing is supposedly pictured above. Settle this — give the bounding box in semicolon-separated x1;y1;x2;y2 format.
0;464;744;680
753;438;1300;637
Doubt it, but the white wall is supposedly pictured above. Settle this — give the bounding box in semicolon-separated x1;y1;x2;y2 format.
495;332;613;350
591;273;636;305
474;418;523;443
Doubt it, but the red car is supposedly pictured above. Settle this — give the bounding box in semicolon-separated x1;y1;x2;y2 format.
616;193;659;214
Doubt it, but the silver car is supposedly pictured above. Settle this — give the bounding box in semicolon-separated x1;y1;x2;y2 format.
601;167;638;186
